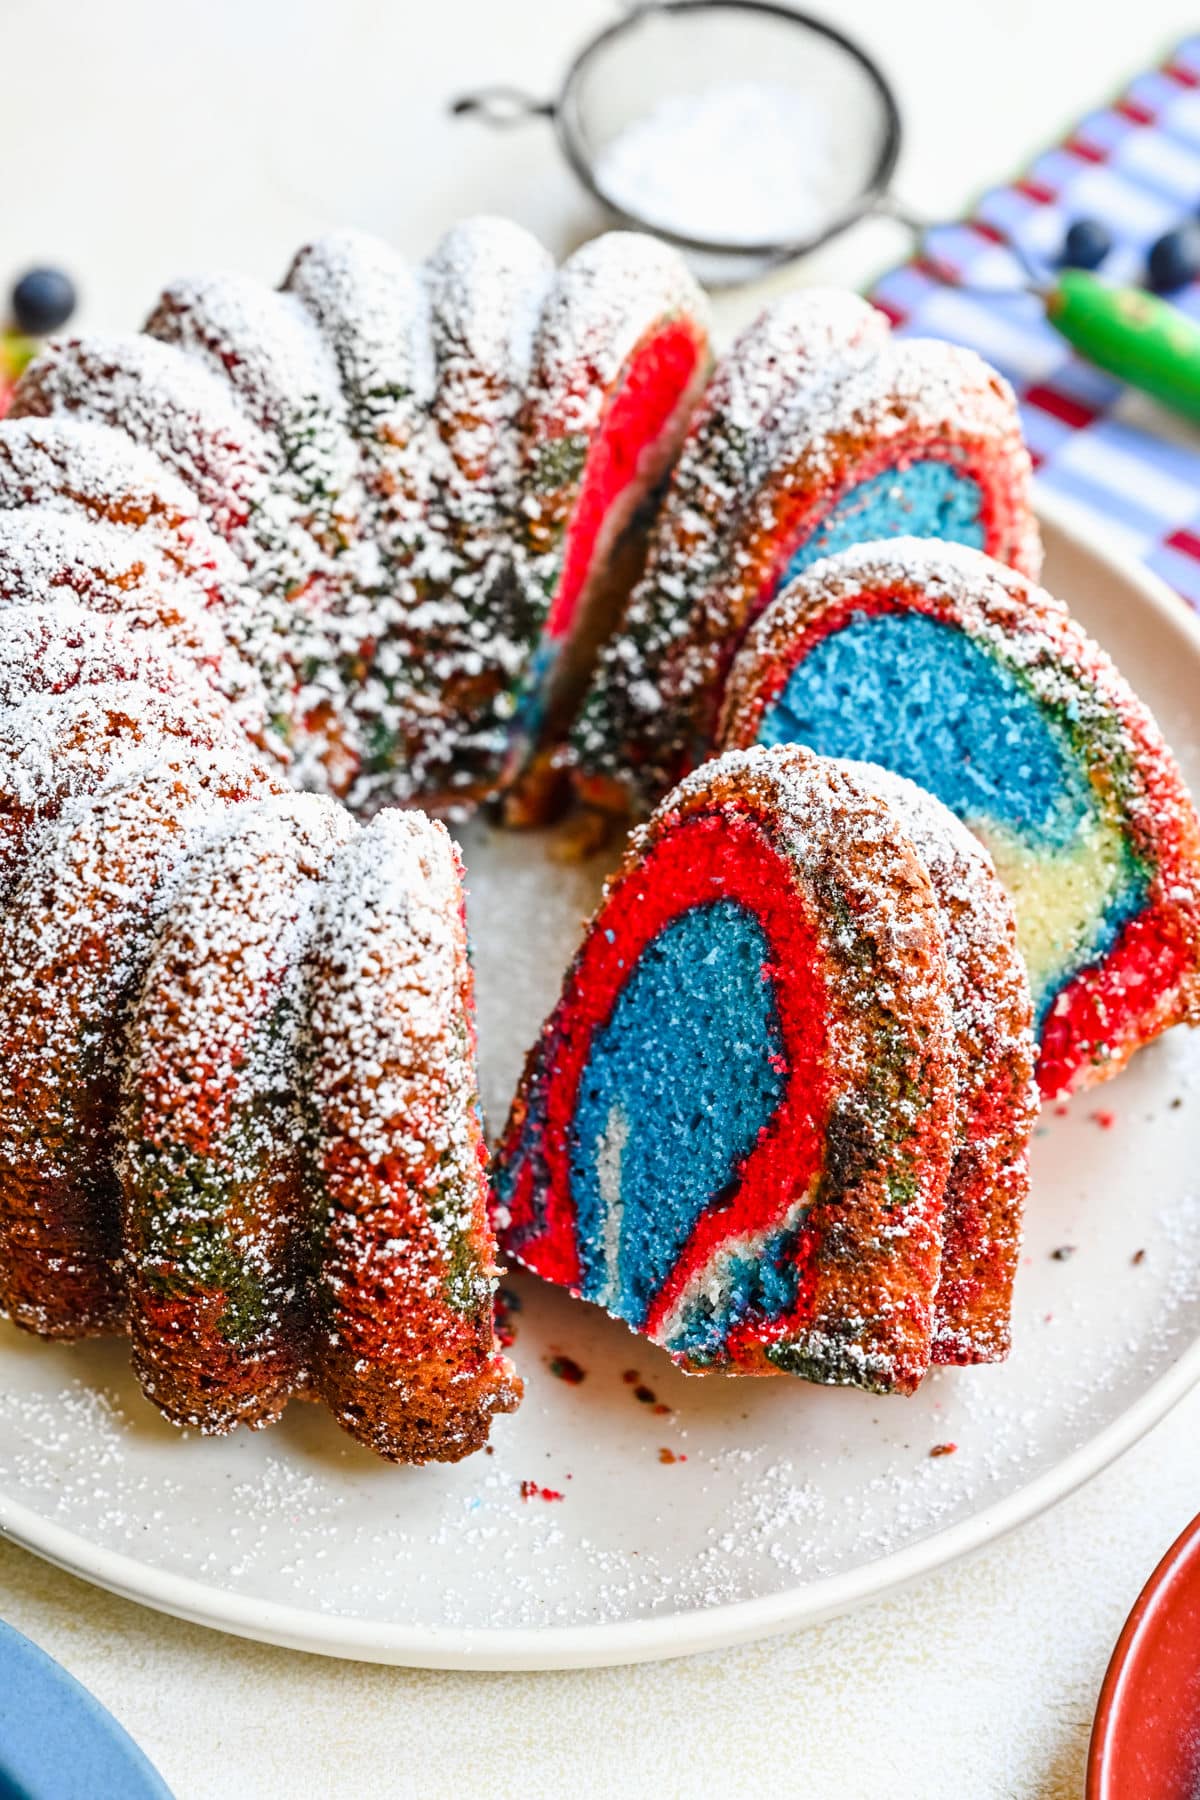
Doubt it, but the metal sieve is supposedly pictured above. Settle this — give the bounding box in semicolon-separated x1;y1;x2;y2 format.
452;0;1200;421
452;1;901;286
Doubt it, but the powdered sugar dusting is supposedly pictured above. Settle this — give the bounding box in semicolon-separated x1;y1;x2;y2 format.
0;512;277;748
120;791;357;1433
0;599;196;712
0;749;270;1334
0;677;262;878
306;812;473;1178
7;219;710;813
593;78;877;247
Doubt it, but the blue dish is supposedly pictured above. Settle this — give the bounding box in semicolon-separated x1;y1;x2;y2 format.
0;1618;171;1800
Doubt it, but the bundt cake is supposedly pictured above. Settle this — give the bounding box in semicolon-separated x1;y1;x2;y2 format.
10;221;710;810
0;216;715;1461
0;610;515;1460
493;744;1037;1390
719;539;1200;1097
2;214;1191;1445
571;291;1041;815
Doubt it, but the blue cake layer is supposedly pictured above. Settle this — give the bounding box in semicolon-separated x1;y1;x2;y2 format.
570;898;785;1325
756;607;1147;1021
758;610;1088;846
782;461;985;589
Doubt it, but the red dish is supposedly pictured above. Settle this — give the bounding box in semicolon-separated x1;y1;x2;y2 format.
1088;1509;1200;1799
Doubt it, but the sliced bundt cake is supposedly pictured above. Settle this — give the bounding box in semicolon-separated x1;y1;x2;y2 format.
719;539;1200;1096
0;218;713;1457
494;743;1037;1391
9;218;710;812
572;293;1040;815
0;220;1189;1447
0;603;518;1460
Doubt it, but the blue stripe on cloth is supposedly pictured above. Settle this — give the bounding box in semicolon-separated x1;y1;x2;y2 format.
1161;88;1200;151
871;264;943;320
1057;419;1200;519
1144;542;1200;607
1018;403;1074;462
1074;109;1137;154
897;288;1063;386
1034;460;1172;536
1035;357;1123;411
1126;71;1190;118
975;185;1043;235
1110;129;1200;203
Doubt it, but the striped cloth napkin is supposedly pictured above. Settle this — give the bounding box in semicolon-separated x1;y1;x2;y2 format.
869;34;1200;609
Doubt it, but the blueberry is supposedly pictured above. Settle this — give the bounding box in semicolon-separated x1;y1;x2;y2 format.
10;267;77;336
1146;223;1200;294
1061;217;1112;271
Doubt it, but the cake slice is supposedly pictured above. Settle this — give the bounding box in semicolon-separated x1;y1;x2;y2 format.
495;744;963;1394
720;539;1200;1095
574;301;1040;816
509;231;709;761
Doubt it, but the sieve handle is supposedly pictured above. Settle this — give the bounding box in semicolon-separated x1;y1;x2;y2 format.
1045;270;1200;424
450;87;555;127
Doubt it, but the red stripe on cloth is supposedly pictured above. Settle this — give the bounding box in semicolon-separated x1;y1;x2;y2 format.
1164;62;1200;88
1064;135;1107;164
1015;177;1056;204
971;220;1006;245
1028;447;1046;471
1166;527;1200;560
912;252;955;284
1115;97;1156;124
1024;384;1099;430
872;296;907;328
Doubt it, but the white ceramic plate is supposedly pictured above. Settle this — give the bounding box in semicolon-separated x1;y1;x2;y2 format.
2;502;1199;1671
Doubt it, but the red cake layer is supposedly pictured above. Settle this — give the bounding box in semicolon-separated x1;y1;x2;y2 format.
547;319;706;642
508;808;831;1337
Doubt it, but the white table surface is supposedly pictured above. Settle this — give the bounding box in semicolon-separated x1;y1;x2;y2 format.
4;2;1200;1794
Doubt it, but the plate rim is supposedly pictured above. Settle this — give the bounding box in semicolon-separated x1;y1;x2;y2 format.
3;495;1200;1671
